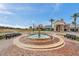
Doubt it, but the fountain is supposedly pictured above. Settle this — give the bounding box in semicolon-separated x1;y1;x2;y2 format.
13;24;65;50
27;24;51;40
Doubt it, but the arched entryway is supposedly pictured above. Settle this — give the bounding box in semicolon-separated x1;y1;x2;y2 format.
56;25;61;32
55;24;64;32
54;19;69;32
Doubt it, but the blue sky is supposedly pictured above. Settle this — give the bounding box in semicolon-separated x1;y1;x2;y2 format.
0;3;79;28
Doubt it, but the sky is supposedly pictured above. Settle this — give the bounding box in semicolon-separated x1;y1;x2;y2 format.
0;3;79;28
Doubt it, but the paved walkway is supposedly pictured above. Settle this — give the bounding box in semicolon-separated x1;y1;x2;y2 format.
0;32;79;55
0;33;24;52
0;39;13;51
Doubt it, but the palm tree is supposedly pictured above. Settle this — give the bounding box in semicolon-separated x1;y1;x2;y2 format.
72;13;79;32
50;19;54;31
72;21;75;24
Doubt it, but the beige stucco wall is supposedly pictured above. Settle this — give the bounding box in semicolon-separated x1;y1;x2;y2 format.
53;20;70;32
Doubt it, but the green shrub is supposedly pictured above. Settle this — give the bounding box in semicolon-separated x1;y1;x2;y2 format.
64;34;76;40
76;37;79;41
0;35;4;40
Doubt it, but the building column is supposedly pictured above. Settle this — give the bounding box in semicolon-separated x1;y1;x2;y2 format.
68;27;70;32
60;25;64;32
54;25;56;31
78;28;79;32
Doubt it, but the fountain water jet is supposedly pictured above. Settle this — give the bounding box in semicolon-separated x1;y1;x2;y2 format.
27;24;51;40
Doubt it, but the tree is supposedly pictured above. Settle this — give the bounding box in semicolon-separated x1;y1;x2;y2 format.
50;19;54;31
72;13;79;32
29;26;32;30
72;21;75;24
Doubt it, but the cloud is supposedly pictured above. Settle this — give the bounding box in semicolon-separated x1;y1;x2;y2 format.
0;23;26;28
53;3;62;12
0;4;14;14
74;9;79;13
14;6;33;11
10;4;48;14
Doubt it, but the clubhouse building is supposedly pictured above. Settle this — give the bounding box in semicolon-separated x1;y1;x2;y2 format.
32;19;79;32
45;19;79;32
52;19;79;32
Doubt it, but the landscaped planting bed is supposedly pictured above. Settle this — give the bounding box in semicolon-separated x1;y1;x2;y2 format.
64;34;79;41
0;32;22;40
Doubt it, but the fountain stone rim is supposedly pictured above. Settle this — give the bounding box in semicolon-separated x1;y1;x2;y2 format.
26;33;52;40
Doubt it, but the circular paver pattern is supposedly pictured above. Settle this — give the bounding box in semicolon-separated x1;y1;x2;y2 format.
13;34;65;50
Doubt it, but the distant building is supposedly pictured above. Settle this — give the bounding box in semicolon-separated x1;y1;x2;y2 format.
69;24;79;31
31;19;79;32
32;24;44;30
44;25;51;29
53;19;79;32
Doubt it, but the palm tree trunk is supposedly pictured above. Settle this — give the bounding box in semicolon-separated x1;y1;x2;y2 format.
74;17;76;32
51;21;52;31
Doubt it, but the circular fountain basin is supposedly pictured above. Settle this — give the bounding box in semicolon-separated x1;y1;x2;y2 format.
27;34;51;43
27;34;50;39
13;34;64;50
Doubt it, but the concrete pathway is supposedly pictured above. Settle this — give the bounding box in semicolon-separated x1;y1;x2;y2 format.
0;39;13;51
0;32;79;56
